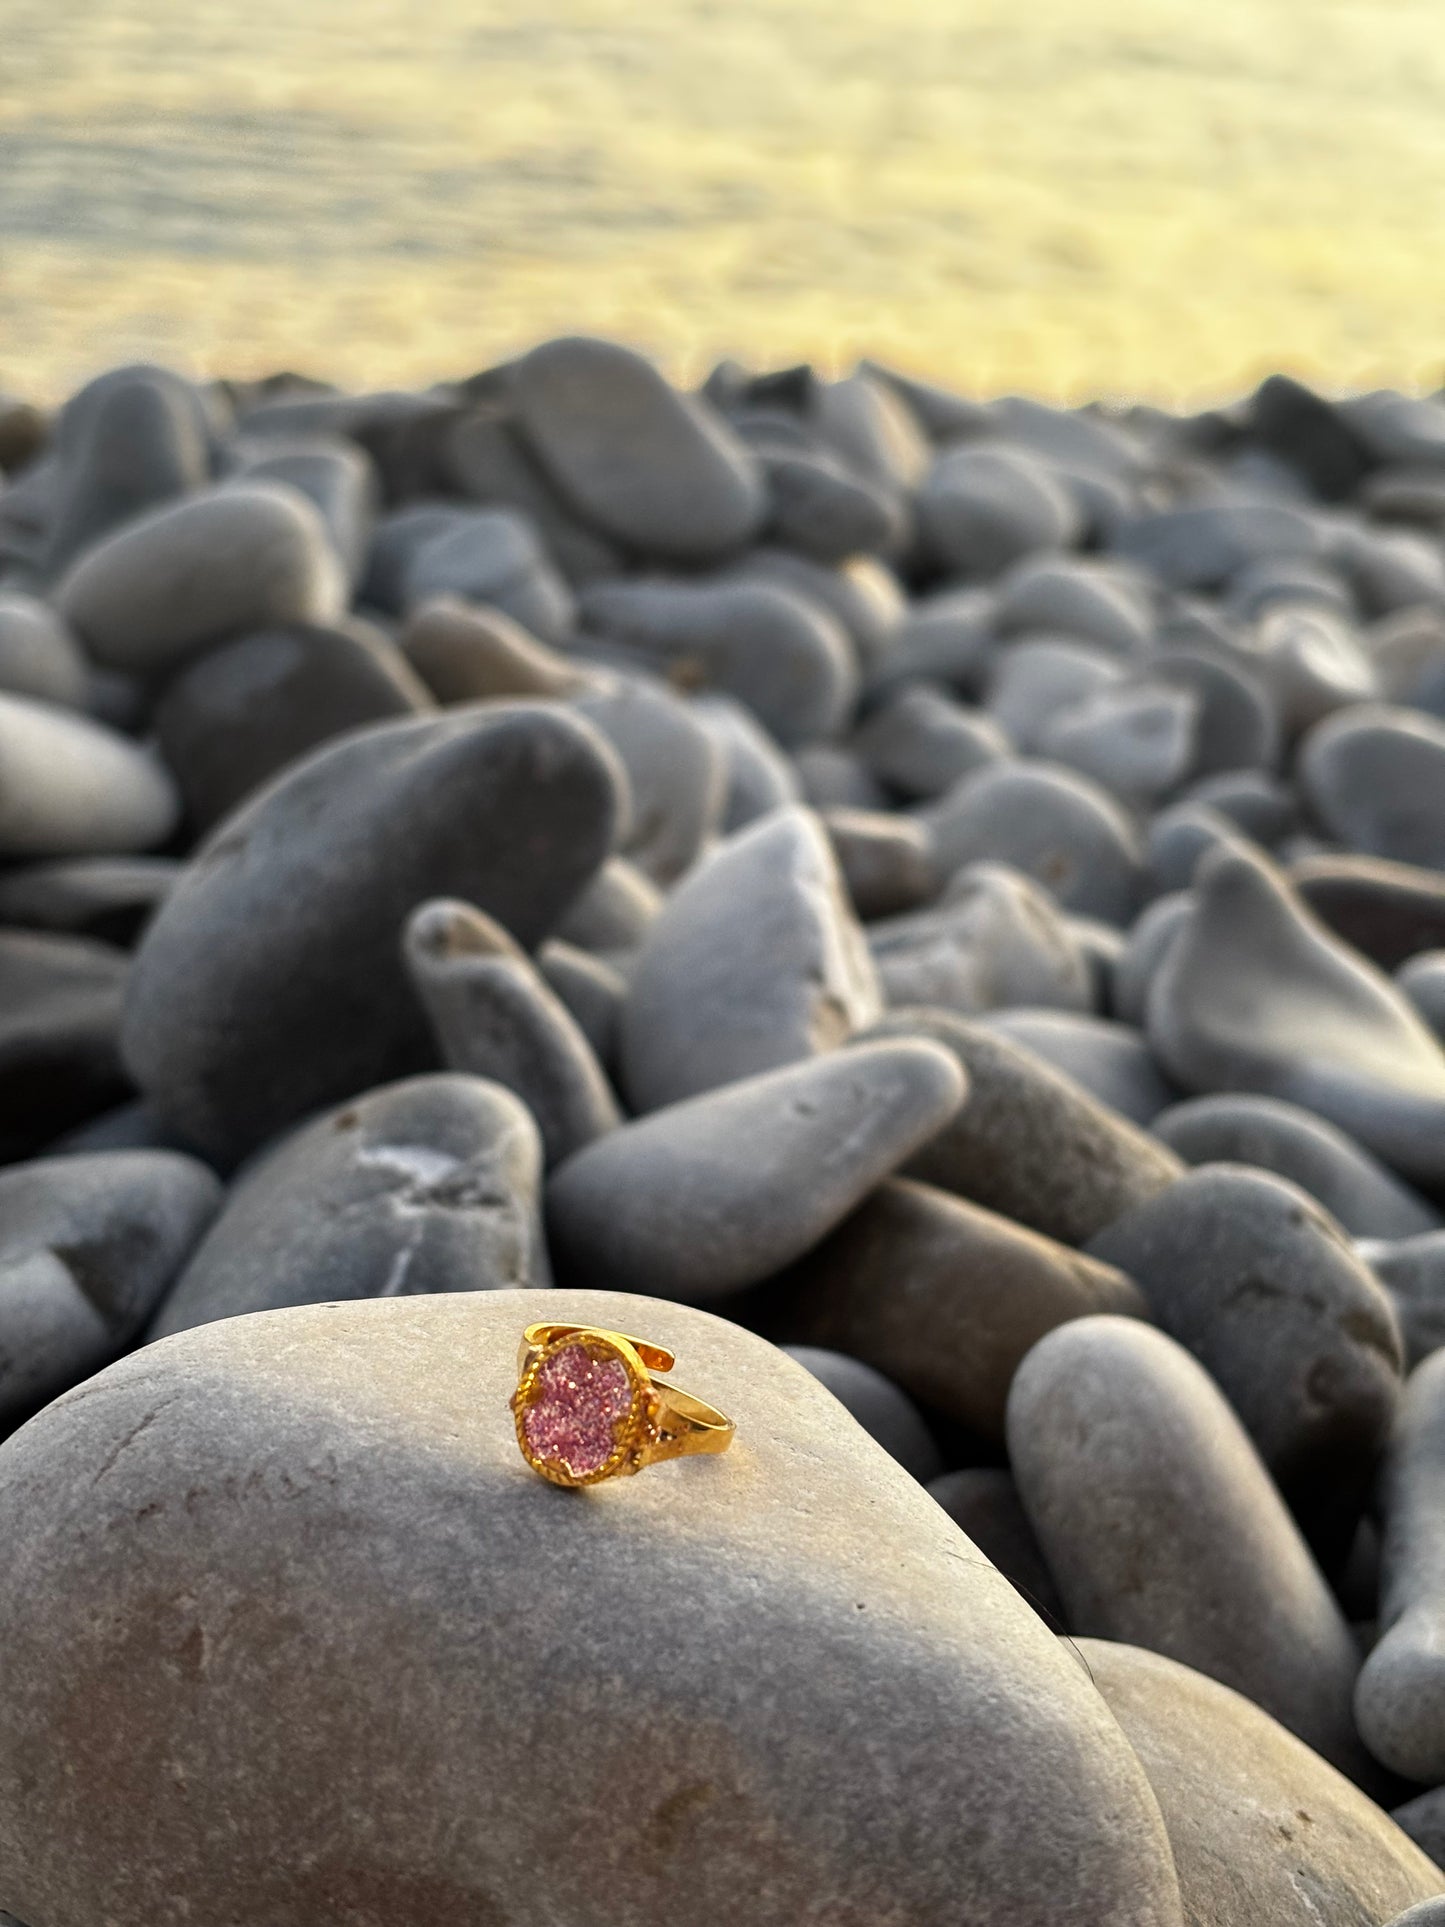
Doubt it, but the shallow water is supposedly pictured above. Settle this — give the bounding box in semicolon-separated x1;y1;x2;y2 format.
3;0;1445;402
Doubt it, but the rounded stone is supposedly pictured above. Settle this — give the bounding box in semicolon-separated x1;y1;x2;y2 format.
509;336;766;563
1114;500;1324;591
1301;705;1445;870
864;1007;1182;1245
1148;646;1282;776
1111;891;1193;1028
571;674;726;886
984;638;1124;750
153;620;434;834
1008;1317;1374;1779
927;1469;1067;1627
0;1288;1183;1926
547;1041;964;1302
122;705;624;1164
1152;1094;1440;1240
1291;854;1445;971
1256;602;1379;737
1038;680;1198;807
980;1010;1175;1124
781;1346;943;1481
235;438;376;588
923;760;1145;924
56;482;346;675
0;695;178;859
1400;952;1445;1041
0;931;132;1158
0;593;88;707
0;1149;220;1434
1147;845;1445;1186
1086;1164;1403;1547
689;693;801;833
1357;1351;1445;1783
1145;802;1256;898
918;444;1081;579
554;855;661;954
396;507;576;647
0;857;178;948
993;553;1153;658
1085;1640;1445;1927
821;808;936;922
1362;1233;1445;1370
618;805;881;1113
853;686;1010;801
399;596;584;704
773;1175;1144;1436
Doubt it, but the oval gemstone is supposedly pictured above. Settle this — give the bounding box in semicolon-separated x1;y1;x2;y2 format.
522;1341;634;1479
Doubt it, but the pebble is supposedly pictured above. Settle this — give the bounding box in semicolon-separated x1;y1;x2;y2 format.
1250;371;1373;502
399;595;585;703
1291;852;1445;971
618;805;881;1111
867;861;1094;1014
1178;766;1297;844
781;1346;943;1481
927;1467;1068;1626
1110;889;1193;1027
0;693;179;858
1302;704;1445;869
153;618;433;833
1145;800;1257;896
773;1175;1144;1436
1395;1787;1445;1869
553;853;661;954
122;704;624;1163
509;336;766;562
1086;1640;1445;1926
870;585;996;696
572;672;725;885
0;856;178;947
865;1006;1182;1244
0;931;131;1158
1371;606;1445;716
793;742;889;811
152;1073;548;1340
1256;601;1379;737
0;1149;219;1433
394;505;576;645
759;442;905;563
1149;644;1282;774
0;592;89;706
56;482;346;674
441;402;626;584
1400;951;1445;1039
535;940;626;1074
722;547;905;674
1147;844;1445;1186
981;1009;1176;1123
579;575;857;748
235;437;376;588
917;443;1082;578
821;807;936;921
853;683;1010;800
1114;500;1323;591
0;1287;1183;1924
691;692;801;831
402;899;621;1167
923;759;1145;924
1357;1350;1445;1782
992;552;1154;658
548;1040;962;1300
1038;679;1198;806
1360;1233;1445;1370
1152;1093;1440;1240
984;637;1123;749
1008;1317;1375;1778
1086;1164;1403;1550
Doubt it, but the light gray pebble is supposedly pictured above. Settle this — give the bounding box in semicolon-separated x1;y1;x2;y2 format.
981;1010;1175;1123
782;1346;943;1481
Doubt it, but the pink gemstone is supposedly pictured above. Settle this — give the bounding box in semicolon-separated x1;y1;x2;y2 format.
522;1342;634;1478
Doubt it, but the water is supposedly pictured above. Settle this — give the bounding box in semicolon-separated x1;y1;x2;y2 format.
3;0;1445;403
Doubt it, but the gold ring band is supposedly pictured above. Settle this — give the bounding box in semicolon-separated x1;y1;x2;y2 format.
511;1322;735;1488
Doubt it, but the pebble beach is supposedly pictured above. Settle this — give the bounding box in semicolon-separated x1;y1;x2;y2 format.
0;337;1444;1922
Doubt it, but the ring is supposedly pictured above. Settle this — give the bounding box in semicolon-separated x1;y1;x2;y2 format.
511;1323;735;1488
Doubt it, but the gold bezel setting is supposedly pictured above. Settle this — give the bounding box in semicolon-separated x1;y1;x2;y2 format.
511;1330;660;1488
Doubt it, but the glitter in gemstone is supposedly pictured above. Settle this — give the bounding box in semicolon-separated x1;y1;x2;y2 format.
522;1342;634;1478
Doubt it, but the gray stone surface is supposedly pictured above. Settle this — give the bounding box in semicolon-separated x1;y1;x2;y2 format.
1085;1640;1445;1927
152;1073;547;1341
1291;853;1445;971
1360;1233;1445;1370
553;855;660;954
536;941;626;1074
773;1175;1144;1437
572;673;725;885
1152;1094;1440;1240
868;862;1094;1015
918;443;1081;578
1039;679;1198;806
153;619;433;834
618;806;882;1112
548;1041;963;1301
0;931;132;1159
510;336;767;562
1087;1165;1403;1547
0;856;178;948
993;552;1153;657
0;593;88;707
866;1007;1182;1245
399;596;584;704
579;576;857;748
781;1346;943;1481
1357;1351;1445;1783
980;1010;1174;1123
1145;802;1255;897
1111;891;1193;1027
1302;705;1445;869
1400;952;1445;1041
1008;1317;1374;1780
1257;602;1379;738
0;1288;1185;1927
927;1468;1067;1627
1395;1788;1445;1871
395;507;576;646
923;760;1144;924
403;899;621;1167
0;1149;220;1432
122;705;623;1163
984;638;1123;749
0;693;178;859
853;685;1009;800
1147;845;1445;1186
821;808;936;921
235;438;376;588
56;482;346;674
1382;1902;1445;1927
1113;500;1323;591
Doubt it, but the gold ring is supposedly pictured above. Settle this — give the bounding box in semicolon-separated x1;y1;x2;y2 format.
511;1322;735;1488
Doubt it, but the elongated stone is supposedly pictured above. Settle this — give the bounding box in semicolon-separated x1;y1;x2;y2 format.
0;694;178;859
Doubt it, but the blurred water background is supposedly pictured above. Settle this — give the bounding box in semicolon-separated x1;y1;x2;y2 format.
3;0;1445;403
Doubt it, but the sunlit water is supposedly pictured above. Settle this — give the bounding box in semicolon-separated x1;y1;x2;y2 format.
3;0;1445;404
